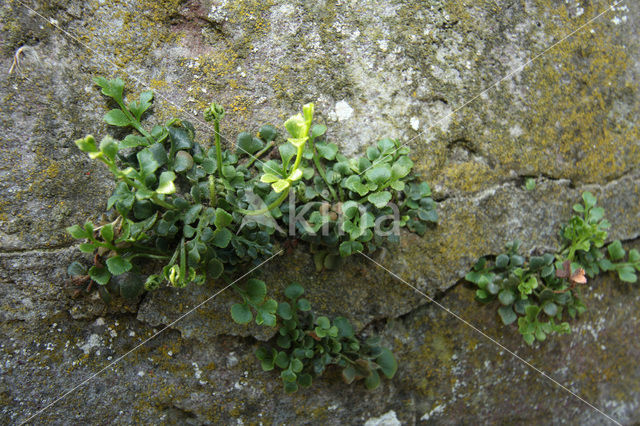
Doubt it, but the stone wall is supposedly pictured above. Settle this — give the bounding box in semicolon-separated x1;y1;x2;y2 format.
1;0;639;424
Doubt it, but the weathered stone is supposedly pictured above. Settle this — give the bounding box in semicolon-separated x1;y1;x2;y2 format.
387;258;640;425
3;252;639;424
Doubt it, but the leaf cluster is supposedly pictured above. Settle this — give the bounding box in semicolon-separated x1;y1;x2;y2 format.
560;192;639;282
275;134;437;270
466;242;577;345
247;283;397;393
64;77;422;394
230;279;278;326
68;81;276;300
601;240;640;283
466;192;638;345
67;78;437;300
559;191;610;274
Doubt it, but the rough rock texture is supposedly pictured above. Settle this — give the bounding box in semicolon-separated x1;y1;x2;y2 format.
1;0;639;424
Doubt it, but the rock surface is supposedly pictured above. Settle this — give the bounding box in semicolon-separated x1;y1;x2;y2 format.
1;0;639;424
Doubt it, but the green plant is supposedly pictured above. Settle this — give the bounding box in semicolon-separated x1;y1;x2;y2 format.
248;283;397;393
67;78;277;300
230;278;278;326
524;177;536;191
239;110;437;270
560;192;639;282
466;191;637;345
67;77;437;301
601;240;640;283
560;191;610;270
466;242;578;345
283;136;437;270
65;77;432;393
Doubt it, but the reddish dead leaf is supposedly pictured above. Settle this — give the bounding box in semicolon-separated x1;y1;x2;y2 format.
307;331;321;341
555;260;587;285
570;268;587;285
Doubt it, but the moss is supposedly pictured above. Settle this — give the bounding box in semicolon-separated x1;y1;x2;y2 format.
440;161;497;194
164;0;278;119
268;2;355;104
400;0;640;195
294;403;331;421
514;1;639;183
76;0;183;68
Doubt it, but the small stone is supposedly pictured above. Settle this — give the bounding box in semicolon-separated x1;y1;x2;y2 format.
365;410;400;426
334;101;354;121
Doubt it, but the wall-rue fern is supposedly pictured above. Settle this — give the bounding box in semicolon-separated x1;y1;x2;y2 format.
466;192;640;345
66;77;437;392
67;77;437;300
234;281;397;392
